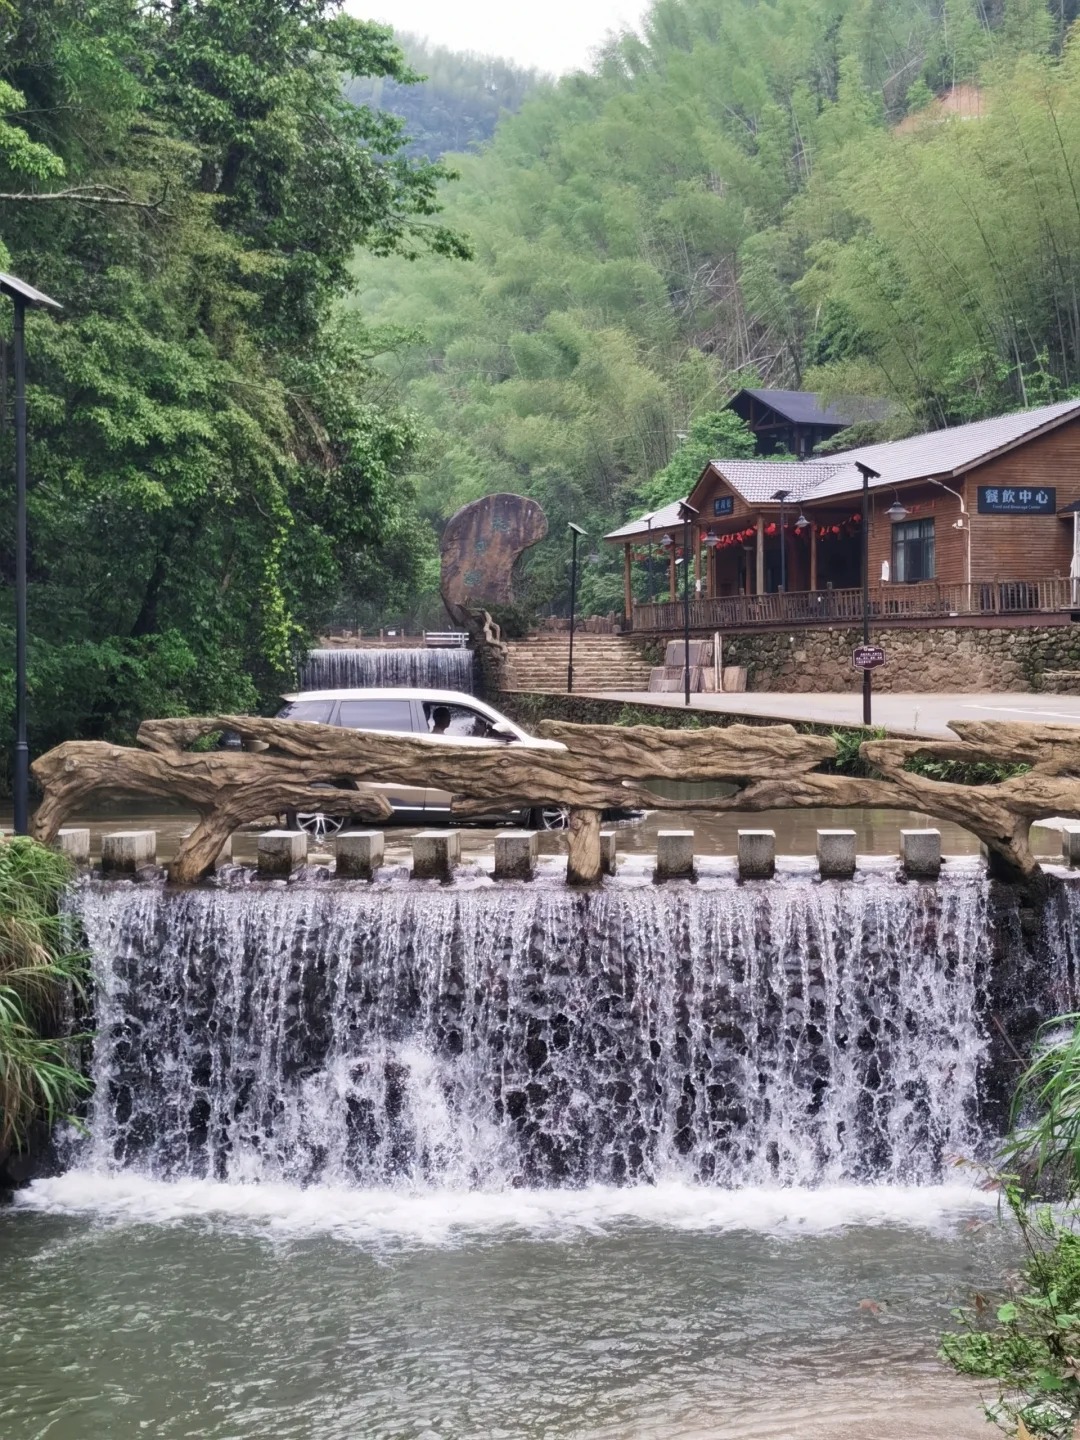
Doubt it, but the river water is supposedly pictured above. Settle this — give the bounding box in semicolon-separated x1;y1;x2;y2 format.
3;1183;1006;1440
3;872;1049;1438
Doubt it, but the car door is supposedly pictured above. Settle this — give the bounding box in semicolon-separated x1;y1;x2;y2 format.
334;697;428;817
419;700;514;817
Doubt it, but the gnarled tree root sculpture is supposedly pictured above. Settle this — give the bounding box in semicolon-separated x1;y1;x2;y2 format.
32;729;394;883
29;714;1080;886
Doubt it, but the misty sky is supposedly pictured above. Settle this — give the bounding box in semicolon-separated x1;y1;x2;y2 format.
348;0;650;73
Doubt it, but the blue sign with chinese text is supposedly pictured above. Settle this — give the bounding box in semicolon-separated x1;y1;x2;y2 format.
977;485;1056;515
713;495;734;516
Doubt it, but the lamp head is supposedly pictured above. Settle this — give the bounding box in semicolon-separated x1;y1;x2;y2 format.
660;532;673;550
795;512;810;531
0;272;62;311
705;529;718;549
886;498;909;522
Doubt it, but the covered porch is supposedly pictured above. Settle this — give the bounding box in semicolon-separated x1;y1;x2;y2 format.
610;498;863;617
629;576;1076;632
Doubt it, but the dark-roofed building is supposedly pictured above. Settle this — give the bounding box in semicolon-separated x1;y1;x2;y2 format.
724;387;890;457
605;398;1080;630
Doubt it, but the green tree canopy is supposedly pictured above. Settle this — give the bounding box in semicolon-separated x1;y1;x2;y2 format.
0;0;463;755
349;0;1080;620
635;411;757;510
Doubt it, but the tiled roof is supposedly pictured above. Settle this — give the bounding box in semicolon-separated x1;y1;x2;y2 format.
604;399;1080;540
736;388;891;428
805;398;1080;497
603;499;687;541
702;460;851;504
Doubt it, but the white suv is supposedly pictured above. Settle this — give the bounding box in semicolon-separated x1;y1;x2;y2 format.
275;687;568;836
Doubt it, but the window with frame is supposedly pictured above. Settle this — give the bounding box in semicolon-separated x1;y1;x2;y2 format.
336;699;415;733
277;699;336;724
422;701;498;738
891;518;935;583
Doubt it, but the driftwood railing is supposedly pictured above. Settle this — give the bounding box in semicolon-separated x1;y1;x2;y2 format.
27;714;1080;888
633;577;1076;633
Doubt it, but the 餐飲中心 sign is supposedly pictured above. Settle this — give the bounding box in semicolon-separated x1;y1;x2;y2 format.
977;485;1056;515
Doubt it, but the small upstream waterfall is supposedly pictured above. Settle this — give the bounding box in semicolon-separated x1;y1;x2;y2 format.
70;876;1020;1191
301;647;474;692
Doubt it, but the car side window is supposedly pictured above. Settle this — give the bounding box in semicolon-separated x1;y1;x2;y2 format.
277;700;336;724
423;702;497;738
336;699;415;732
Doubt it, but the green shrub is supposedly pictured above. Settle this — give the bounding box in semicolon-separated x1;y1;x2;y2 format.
942;1016;1080;1437
0;838;90;1155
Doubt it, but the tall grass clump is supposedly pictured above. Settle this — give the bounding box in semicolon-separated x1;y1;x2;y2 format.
0;837;89;1156
942;1015;1080;1438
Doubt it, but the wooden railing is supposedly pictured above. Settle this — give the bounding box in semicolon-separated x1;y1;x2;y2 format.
632;578;1076;633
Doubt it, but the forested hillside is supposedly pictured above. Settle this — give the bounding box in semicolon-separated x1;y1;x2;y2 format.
354;0;1080;618
0;1;462;754
345;36;542;160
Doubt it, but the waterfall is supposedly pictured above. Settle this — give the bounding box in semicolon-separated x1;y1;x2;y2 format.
69;875;1020;1191
301;647;474;692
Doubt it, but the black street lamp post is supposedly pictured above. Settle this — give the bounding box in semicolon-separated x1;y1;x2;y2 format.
566;521;586;693
678;500;698;707
1;274;61;834
855;461;881;726
771;488;792;593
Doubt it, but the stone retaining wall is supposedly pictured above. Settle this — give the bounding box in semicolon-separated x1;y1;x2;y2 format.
654;621;1080;694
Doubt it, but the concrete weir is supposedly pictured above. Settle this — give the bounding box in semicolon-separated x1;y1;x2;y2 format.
738;830;776;880
333;830;384;881
101;830;157;873
494;830;538;881
817;829;857;880
70;824;1067;887
258;830;307;877
411;830;461;882
55;827;91;865
654;831;696;882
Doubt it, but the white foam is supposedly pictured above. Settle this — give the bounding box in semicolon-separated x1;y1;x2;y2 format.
15;1174;998;1247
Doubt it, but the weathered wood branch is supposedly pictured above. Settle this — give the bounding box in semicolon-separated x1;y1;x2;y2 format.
29;714;1080;886
31;737;392;883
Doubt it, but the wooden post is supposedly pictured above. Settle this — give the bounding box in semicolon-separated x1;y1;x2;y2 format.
623;543;633;622
668;545;676;601
692;529;701;597
755;515;765;595
810;521;818;591
566;807;602;886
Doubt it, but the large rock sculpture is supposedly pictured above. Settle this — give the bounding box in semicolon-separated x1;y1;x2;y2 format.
440;493;547;630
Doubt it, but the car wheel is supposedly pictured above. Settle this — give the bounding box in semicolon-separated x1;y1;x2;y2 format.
292;812;346;840
533;805;570;832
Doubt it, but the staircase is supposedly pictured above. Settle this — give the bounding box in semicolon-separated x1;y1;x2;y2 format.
501;633;654;693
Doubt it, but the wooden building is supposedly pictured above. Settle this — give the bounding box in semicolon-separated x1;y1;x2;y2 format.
724;388;889;458
606;398;1080;630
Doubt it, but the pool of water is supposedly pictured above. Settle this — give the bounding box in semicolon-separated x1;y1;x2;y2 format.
12;796;1067;867
2;1180;1007;1439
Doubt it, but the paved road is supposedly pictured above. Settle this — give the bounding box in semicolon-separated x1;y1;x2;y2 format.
589;689;1080;737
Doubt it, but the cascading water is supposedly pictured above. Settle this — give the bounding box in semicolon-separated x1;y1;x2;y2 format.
69;874;1013;1191
301;646;475;692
